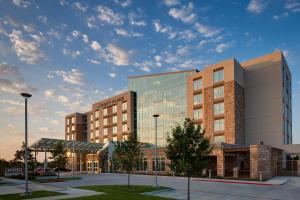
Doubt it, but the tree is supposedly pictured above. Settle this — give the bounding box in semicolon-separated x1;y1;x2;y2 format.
50;142;68;179
165;118;211;200
14;142;35;170
114;135;143;188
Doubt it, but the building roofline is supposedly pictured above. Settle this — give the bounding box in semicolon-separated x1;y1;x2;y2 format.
128;69;198;79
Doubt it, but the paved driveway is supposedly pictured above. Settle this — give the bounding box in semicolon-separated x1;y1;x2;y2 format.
43;173;300;200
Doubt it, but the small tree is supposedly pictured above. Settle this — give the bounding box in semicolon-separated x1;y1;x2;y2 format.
165;118;211;200
14;142;35;170
114;135;142;188
50;142;68;179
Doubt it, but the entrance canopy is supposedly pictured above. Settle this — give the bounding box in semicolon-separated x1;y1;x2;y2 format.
29;138;108;153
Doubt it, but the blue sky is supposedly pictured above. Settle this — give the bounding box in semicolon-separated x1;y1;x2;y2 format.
0;0;300;160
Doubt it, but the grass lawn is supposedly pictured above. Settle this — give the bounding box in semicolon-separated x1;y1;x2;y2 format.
70;185;175;200
0;190;65;200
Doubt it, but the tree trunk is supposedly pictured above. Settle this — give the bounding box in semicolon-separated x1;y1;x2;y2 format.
128;171;130;188
187;176;190;200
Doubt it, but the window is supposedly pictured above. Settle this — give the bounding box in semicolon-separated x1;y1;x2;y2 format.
193;78;202;90
90;114;93;121
113;136;117;141
67;135;70;140
122;124;128;132
103;118;108;125
194;108;203;120
95;120;99;128
71;134;74;140
214;119;225;131
113;126;117;134
214;135;225;144
214;102;224;115
112;116;117;123
95;139;99;143
90;132;94;139
122;102;127;110
91;123;94;130
123;135;128;141
103;138;108;143
95;110;99;118
213;69;224;83
152;157;166;171
214;86;224;99
193;93;202;105
71;125;75;131
71;117;75;123
103;108;107;115
104;128;108;135
112;105;117;113
67;127;70;133
138;157;147;171
122;113;127;121
95;130;99;137
67;118;70;125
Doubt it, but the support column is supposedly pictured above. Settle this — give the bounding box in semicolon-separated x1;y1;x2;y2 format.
217;150;225;177
44;147;47;172
79;153;82;174
297;160;300;176
250;144;272;180
92;152;95;174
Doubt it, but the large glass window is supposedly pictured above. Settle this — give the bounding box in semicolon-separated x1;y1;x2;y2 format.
214;135;225;143
213;69;224;83
112;116;117;123
214;86;224;99
214;102;224;115
113;126;117;134
214;119;225;131
193;78;202;90
122;102;127;110
193;93;202;105
152;157;166;171
122;113;127;121
138;157;147;171
194;108;203;120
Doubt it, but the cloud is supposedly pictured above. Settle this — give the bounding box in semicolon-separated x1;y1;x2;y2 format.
247;0;268;14
9;29;46;64
87;58;101;64
215;43;231;53
178;29;196;41
114;0;132;7
109;73;116;78
163;0;180;7
168;3;196;23
44;89;70;104
86;16;97;28
44;89;55;98
115;28;143;37
48;69;85;85
38;15;48;24
195;23;222;38
90;40;101;51
12;0;31;8
82;34;89;43
153;20;177;39
128;12;146;26
73;2;89;12
0;99;23;106
285;1;300;12
0;63;36;94
96;5;124;25
105;44;130;66
273;12;289;20
62;48;81;58
71;30;80;38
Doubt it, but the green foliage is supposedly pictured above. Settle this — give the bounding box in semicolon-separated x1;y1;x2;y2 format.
14;142;35;170
50;142;68;179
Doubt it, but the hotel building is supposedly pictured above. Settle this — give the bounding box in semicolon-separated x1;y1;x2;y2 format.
64;51;295;178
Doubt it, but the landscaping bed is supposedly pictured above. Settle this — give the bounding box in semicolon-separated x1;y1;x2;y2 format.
0;190;64;200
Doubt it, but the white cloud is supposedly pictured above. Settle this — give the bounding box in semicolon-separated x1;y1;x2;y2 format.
195;23;222;38
128;12;146;26
9;29;46;64
115;28;143;37
163;0;180;7
44;89;56;98
73;2;88;12
57;95;69;103
178;29;196;41
87;58;101;64
86;16;97;28
0;99;23;106
168;3;196;23
62;48;81;58
90;41;101;51
247;0;268;14
109;73;116;78
106;44;130;66
38;15;48;24
141;66;151;72
48;69;85;85
96;5;124;25
285;1;300;12
44;88;70;104
72;30;80;38
82;34;89;43
114;0;132;7
12;0;31;8
154;55;161;62
273;12;289;20
215;43;230;53
153;20;177;39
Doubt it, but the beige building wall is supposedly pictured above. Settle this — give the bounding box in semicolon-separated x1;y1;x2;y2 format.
241;51;290;147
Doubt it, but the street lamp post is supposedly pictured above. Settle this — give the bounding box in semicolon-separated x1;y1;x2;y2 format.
153;114;159;188
20;93;32;195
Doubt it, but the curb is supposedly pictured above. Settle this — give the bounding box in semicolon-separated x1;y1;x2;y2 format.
192;179;274;186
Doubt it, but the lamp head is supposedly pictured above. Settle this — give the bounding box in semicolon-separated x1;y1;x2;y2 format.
20;93;32;98
153;114;160;118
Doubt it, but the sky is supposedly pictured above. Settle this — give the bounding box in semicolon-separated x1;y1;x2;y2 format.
0;0;300;160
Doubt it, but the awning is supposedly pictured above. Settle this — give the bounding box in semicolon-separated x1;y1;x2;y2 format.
29;138;109;153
